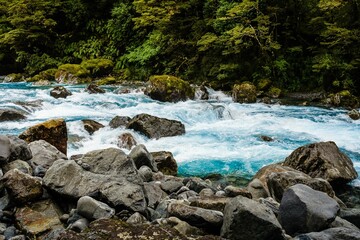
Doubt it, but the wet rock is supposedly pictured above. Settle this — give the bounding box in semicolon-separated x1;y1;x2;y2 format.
28;140;67;171
145;75;195;102
81;119;104;135
283;141;358;185
144;182;168;209
2;160;32;175
152;151;178;176
224;185;252;198
0;109;26;122
294;227;360;240
190;197;230;212
109;116;131;128
129;144;157;172
232;82;257;103
348;109;360;120
69;218;89;233
86;84;105;94
196;85;209;100
127;113;185;139
19;118;67;155
0;136;11;165
50;86;72;99
260;135;273;142
2;169;43;204
247;178;268;200
138;166;153;182
117;132;137;150
279;184;339;235
221;196;285;240
77;196;115;220
168;203;223;233
15;199;62;236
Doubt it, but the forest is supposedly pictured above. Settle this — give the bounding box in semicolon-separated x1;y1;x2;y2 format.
0;0;359;95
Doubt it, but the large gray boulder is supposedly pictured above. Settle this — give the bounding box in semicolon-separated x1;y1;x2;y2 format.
129;144;158;172
152;151;178;176
339;208;360;229
0;135;32;165
43;148;146;212
127;113;185;139
77;196;115;220
0;135;11;165
283;141;358;184
279;184;340;235
294;227;360;240
144;182;168;209
221;196;285;240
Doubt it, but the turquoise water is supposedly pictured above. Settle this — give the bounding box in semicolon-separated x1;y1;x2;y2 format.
1;82;359;183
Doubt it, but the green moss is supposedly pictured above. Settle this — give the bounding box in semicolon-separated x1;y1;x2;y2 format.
257;79;272;91
28;68;57;82
339;90;351;97
232;82;257;103
97;76;117;85
266;87;282;98
80;58;114;77
58;64;90;77
5;73;23;82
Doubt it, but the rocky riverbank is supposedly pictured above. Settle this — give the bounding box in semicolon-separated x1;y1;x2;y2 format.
0;115;359;239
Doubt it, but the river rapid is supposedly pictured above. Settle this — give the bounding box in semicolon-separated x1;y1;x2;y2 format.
1;82;359;184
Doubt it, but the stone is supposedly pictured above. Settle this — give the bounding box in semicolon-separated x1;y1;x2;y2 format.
260;135;273;142
294;227;360;240
129;144;158;172
232;82;257;103
86;84;105;94
190;197;230;212
109;116;131;128
77;196;115;220
28;140;68;171
339;208;360;229
2;160;32;175
152;151;178;176
144;75;195;102
224;185;252;198
7;136;32;162
161;217;204;236
348;109;360;120
330;216;360;231
117;132;137;150
15;199;62;236
168;203;223;233
279;184;340;235
69;218;89;233
144;182;168;209
259;197;280;217
127;113;185;139
81;119;104;135
247;178;268;200
19;118;67;155
138;166;153;182
126;212;148;225
283;141;358;185
199;188;214;198
50;86;72;99
3;226;17;240
161;177;184;194
221;196;284;240
2;169;43;204
185;177;214;193
0;109;26;122
0;136;11;165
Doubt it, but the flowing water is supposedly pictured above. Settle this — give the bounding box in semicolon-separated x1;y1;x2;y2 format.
1;82;359;184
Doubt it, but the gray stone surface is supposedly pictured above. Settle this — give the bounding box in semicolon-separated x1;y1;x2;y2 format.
294;227;360;240
129;144;158;172
29;140;67;171
77;196;115;220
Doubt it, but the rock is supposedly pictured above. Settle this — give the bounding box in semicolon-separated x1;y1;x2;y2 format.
0;136;11;165
221;196;284;240
339;208;360;229
247;178;268;200
185;177;214;193
161;177;184;194
266;87;282;98
77;196;115;220
161;216;204;236
4;73;23;83
279;184;339;235
168;203;223;233
144;75;195;102
50;86;72;99
348;109;360;120
43;149;146;212
69;218;89;233
109;116;131;128
19;118;68;155
127;113;185;139
329;90;359;108
32;80;52;86
2;160;32;175
330;216;360;231
232;82;257;103
28;140;68;171
81;119;104;135
3;226;17;240
117;132;137;150
86;84;105;94
126;212;148;224
178;190;198;201
260;135;273;142
196;85;209;100
144;182;168;209
190;197;230;212
224;185;252;198
15;199;62;236
80;58;114;77
283;141;358;185
259;197;280;217
2;169;43;204
138;166;153;182
0;109;26;122
199;188;214;198
129;144;158;172
294;227;360;240
152;151;178;176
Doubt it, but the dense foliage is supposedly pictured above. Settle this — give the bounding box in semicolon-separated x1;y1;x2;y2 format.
0;0;359;95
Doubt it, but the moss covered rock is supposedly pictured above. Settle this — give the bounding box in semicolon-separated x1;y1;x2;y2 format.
266;87;282;98
4;73;24;83
28;68;57;82
145;75;195;102
257;79;272;91
55;64;90;84
329;91;359;108
97;76;117;85
232;82;257;103
80;58;114;77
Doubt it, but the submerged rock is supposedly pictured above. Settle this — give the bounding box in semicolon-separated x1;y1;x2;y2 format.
117;132;137;150
109;116;131;128
232;82;257;103
50;86;72;99
0;109;26;122
81;119;104;135
86;84;105;94
348;109;360;120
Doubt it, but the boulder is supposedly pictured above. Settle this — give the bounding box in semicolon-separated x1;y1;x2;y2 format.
144;182;168;209
86;84;105;94
294;227;360;240
15;199;62;236
80;58;114;77
109;116;131;128
283;141;358;185
0;136;11;165
348;109;360;120
138;166;153;182
144;75;195;102
279;184;339;235
161;177;184;194
117;132;137;150
50;86;72;99
339;208;360;229
185;177;214;193
168;203;223;232
190;197;231;212
199;188;214;198
77;196;115;220
160;216;204;237
28;140;68;171
0;109;26;122
55;64;89;84
152;151;178;176
247;178;268;200
224;185;252;198
81;119;104;135
129;144;157;172
7;136;32;161
43;149;146;212
126;212;148;225
127;113;185;139
2;169;43;204
69;218;89;233
19;118;68;155
221;196;285;240
330;216;360;231
2;160;32;175
232;82;257;103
